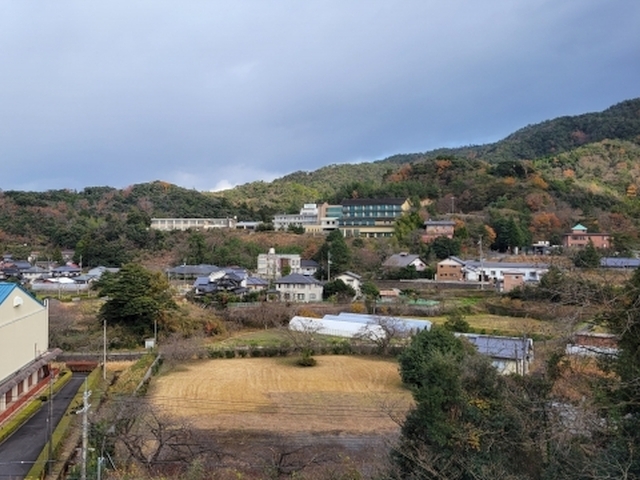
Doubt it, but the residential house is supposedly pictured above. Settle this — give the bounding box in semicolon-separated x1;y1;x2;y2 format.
20;265;48;283
166;264;220;280
86;266;120;280
383;253;428;271
274;273;323;303
51;265;82;277
257;248;302;280
436;256;548;288
300;259;320;277
334;271;362;297
150;217;238;231
436;256;465;281
562;224;611;249
338;198;410;238
193;268;249;296
458;333;534;375
245;276;269;292
422;219;456;243
502;271;526;293
0;283;61;421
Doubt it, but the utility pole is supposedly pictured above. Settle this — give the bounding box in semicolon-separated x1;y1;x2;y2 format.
103;319;107;381
327;251;331;282
479;236;484;291
77;380;92;480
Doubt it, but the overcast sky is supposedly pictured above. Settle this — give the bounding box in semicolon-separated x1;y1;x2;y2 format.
2;1;639;192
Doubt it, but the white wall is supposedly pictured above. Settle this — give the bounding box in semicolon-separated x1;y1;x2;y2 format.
0;288;49;382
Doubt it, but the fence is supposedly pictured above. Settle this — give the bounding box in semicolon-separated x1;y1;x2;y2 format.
31;283;90;294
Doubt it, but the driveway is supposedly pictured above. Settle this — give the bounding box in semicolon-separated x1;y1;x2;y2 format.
0;373;87;480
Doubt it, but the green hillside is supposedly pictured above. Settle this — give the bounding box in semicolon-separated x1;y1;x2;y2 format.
215;98;640;213
2;98;640;265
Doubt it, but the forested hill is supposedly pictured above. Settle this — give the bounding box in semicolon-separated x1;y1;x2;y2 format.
383;97;640;165
217;98;640;211
2;98;640;263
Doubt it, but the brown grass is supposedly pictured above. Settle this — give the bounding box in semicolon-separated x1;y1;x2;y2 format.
149;356;413;434
107;360;135;372
430;314;556;337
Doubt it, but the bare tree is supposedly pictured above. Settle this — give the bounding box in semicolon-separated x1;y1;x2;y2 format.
160;332;208;366
355;315;410;355
103;398;224;475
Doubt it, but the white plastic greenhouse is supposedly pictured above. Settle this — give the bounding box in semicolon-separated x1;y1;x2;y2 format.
324;313;432;333
289;316;386;340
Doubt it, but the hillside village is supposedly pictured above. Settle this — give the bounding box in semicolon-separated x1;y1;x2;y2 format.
1;99;640;478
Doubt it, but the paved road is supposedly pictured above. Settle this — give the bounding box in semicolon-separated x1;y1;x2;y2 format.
0;374;87;480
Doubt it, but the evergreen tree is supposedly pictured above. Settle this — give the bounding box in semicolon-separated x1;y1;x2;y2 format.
429;236;461;260
315;230;351;278
96;263;177;338
393;327;549;479
322;279;356;302
572;239;601;268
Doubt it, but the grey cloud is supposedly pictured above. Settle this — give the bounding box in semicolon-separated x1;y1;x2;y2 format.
0;1;639;191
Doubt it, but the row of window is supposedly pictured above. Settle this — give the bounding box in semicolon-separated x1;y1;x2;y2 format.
282;293;318;300
344;205;401;211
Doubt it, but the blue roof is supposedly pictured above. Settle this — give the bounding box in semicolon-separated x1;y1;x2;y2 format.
276;273;322;285
167;264;220;275
600;257;640;268
572;223;588;231
0;282;43;306
0;283;16;304
457;333;533;360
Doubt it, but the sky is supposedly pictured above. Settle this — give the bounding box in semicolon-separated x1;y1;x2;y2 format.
1;1;639;193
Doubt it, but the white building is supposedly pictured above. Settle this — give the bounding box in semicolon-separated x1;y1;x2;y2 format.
274;274;323;302
273;204;320;231
0;283;60;419
334;271;362;297
150;217;237;231
436;256;548;288
257;248;302;280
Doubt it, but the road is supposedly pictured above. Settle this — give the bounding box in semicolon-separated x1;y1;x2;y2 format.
0;373;87;480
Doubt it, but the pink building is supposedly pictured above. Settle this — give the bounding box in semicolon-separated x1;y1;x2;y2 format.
562;224;611;249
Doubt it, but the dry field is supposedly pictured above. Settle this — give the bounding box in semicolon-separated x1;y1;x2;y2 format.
149;356;413;434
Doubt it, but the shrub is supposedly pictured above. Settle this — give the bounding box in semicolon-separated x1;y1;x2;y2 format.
251;348;263;357
350;302;366;313
331;340;353;355
297;349;317;367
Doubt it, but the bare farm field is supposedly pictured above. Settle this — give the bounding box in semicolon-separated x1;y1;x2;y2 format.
149;355;413;435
